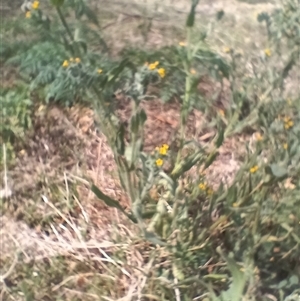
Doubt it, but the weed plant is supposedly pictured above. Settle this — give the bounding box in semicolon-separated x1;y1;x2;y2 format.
1;0;299;300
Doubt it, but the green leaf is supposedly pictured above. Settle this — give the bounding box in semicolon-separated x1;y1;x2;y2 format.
91;184;123;210
115;124;126;155
51;0;65;7
204;151;219;169
186;0;200;27
144;231;167;246
139;109;147;126
84;6;100;26
215;126;225;148
172;263;185;280
217;247;246;301
92;184;138;223
269;163;288;178
130;114;139;134
216;10;225;21
289;275;299;285
171;150;204;179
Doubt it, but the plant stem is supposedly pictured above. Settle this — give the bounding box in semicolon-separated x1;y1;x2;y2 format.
56;6;74;49
176;27;193;166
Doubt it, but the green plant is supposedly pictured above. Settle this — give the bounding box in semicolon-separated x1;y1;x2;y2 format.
90;0;300;300
0;87;32;143
3;0;299;299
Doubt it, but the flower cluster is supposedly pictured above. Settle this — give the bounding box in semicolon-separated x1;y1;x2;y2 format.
155;144;169;167
198;182;214;195
283;116;294;130
145;61;166;78
62;57;82;68
25;1;39;18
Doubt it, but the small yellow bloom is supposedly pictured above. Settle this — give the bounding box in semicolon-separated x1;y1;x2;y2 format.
69;57;74;62
199;183;207;191
25;11;31;18
75;57;81;63
32;1;39;10
283;116;291;123
148;61;159;70
233;202;239;208
223;47;231;53
284;120;294;129
250;165;259;173
97;68;103;74
62;60;69;68
255;132;263;141
158;144;169;155
283;143;288;150
179;42;186;47
148;63;156;70
157;68;166;78
159;147;167;155
156;158;163;167
190;68;197;75
264;48;271;57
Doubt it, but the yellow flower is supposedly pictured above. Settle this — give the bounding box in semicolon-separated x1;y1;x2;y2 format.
148;61;159;70
157;68;166;78
159;147;167;156
179;42;186;47
25;11;31;18
223;47;231;53
32;1;39;10
162;144;169;150
284;120;294;130
283;143;288;150
255;132;263;141
250;165;259;173
199;183;207;191
97;69;103;74
75;57;81;63
264;48;271;57
283;116;291;123
190;68;197;75
156;158;163;167
69;57;74;62
158;144;169;155
62;60;69;68
233;202;239;208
